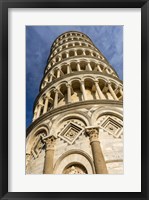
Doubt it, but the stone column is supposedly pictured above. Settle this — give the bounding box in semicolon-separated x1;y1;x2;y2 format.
77;62;81;71
91;52;94;57
57;68;61;78
119;87;123;96
86;127;108;174
32;107;38;121
105;68;111;74
87;62;92;71
54;89;59;108
67;83;71;104
49;74;53;82
36;102;43;118
80;81;87;101
95;81;106;99
66;52;69;58
67;64;70;74
97;64;102;72
58;56;61;62
74;50;78;56
83;50;86;56
43;136;56;174
43;94;52;114
43;96;49;114
108;82;118;100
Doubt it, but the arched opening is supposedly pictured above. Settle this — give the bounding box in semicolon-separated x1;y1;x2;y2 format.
98;79;108;99
92;52;97;57
51;60;55;66
53;69;57;78
62;53;66;59
56;56;59;62
80;61;87;71
69;51;75;57
77;49;83;56
82;43;86;47
106;67;112;74
68;43;73;48
85;50;90;56
71;80;82;102
61;64;68;74
75;42;79;46
63;163;88;174
70;62;77;72
84;78;97;100
58;83;68;106
100;64;104;71
49;89;55;109
53;150;94;174
90;62;97;71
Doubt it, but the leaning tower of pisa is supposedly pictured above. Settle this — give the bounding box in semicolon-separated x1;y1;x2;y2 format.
26;31;123;174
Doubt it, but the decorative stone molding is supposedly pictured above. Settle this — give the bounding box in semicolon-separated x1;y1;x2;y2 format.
58;122;84;145
43;135;56;151
99;116;123;138
85;127;99;143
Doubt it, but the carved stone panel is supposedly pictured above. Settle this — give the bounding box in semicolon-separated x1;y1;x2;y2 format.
58;122;84;144
99;116;123;138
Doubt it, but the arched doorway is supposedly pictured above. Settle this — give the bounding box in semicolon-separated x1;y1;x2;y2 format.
63;163;87;174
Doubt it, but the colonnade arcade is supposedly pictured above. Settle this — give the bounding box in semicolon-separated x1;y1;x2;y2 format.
52;32;92;50
49;46;105;67
50;40;99;59
33;77;123;121
42;60;118;89
27;125;110;174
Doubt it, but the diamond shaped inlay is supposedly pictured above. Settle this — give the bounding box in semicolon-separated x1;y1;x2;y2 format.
58;122;84;144
100;116;123;138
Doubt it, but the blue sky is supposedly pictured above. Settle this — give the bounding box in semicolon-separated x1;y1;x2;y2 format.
26;26;123;128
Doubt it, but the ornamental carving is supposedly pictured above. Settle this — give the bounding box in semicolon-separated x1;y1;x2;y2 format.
85;127;99;142
43;135;56;150
58;122;84;145
99;116;123;138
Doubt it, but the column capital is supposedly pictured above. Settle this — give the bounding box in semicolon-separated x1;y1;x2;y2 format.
66;83;72;88
107;80;111;85
42;135;56;151
80;80;85;84
38;102;44;107
45;92;51;99
94;80;99;84
85;127;99;143
54;88;59;93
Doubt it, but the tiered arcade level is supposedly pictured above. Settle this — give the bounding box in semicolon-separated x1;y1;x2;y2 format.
26;31;123;174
